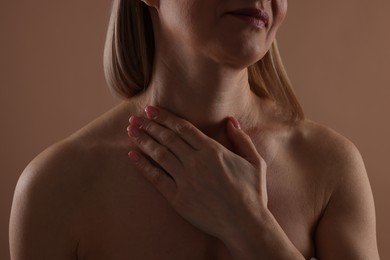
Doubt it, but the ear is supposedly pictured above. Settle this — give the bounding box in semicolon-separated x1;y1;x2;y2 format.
141;0;159;9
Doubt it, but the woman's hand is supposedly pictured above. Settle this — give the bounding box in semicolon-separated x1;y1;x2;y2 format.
127;106;268;240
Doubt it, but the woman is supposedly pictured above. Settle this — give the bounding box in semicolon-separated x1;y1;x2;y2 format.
10;0;379;259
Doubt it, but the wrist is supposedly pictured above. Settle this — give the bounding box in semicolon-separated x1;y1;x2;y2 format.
221;208;272;250
221;209;304;260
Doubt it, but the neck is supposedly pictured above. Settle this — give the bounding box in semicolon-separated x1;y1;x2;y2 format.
134;46;266;143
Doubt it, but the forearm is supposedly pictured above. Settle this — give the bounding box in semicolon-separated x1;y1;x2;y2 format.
221;209;305;260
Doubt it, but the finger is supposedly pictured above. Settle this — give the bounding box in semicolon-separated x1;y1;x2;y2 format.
128;151;176;202
127;123;182;178
226;117;264;167
130;116;193;163
144;106;208;150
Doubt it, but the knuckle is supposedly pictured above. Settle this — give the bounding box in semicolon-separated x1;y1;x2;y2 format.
258;156;267;170
208;146;226;163
251;155;265;169
160;131;176;145
175;122;193;136
150;168;162;185
142;120;152;132
134;135;145;146
154;147;168;162
207;142;220;155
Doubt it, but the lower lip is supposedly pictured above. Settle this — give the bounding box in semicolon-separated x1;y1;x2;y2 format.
228;14;266;29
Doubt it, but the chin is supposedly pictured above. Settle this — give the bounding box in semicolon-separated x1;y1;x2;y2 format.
202;32;271;69
211;44;269;69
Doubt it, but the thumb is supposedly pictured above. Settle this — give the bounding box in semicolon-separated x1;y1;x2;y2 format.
226;117;262;166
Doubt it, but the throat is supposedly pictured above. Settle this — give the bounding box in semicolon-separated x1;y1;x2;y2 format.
140;82;261;138
131;56;270;149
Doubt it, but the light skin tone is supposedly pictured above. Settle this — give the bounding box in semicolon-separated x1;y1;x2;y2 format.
140;0;283;137
9;0;380;259
129;1;293;257
129;0;379;258
127;107;303;259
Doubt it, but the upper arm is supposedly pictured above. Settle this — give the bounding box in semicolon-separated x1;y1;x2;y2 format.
9;145;80;260
314;140;379;259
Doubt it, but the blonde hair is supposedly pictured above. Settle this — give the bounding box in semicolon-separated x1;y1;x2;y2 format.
104;0;304;122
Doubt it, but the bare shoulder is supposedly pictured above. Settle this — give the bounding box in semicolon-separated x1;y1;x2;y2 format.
13;102;127;200
14;134;96;200
295;119;358;154
10;101;137;259
287;119;379;259
288;119;365;177
12;100;138;212
10;137;90;259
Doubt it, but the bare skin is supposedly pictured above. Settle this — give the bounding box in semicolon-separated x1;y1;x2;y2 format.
9;97;379;259
10;0;379;259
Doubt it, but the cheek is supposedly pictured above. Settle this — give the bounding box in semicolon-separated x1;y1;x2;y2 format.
272;0;288;27
159;1;204;41
159;2;191;33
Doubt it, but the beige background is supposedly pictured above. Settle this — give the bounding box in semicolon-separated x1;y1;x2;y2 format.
0;1;389;259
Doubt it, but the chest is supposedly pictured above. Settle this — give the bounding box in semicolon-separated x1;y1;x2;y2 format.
75;159;319;260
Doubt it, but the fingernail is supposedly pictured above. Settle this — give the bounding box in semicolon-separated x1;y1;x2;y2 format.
129;126;141;137
129;116;144;127
128;151;140;162
229;117;241;129
144;106;159;119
